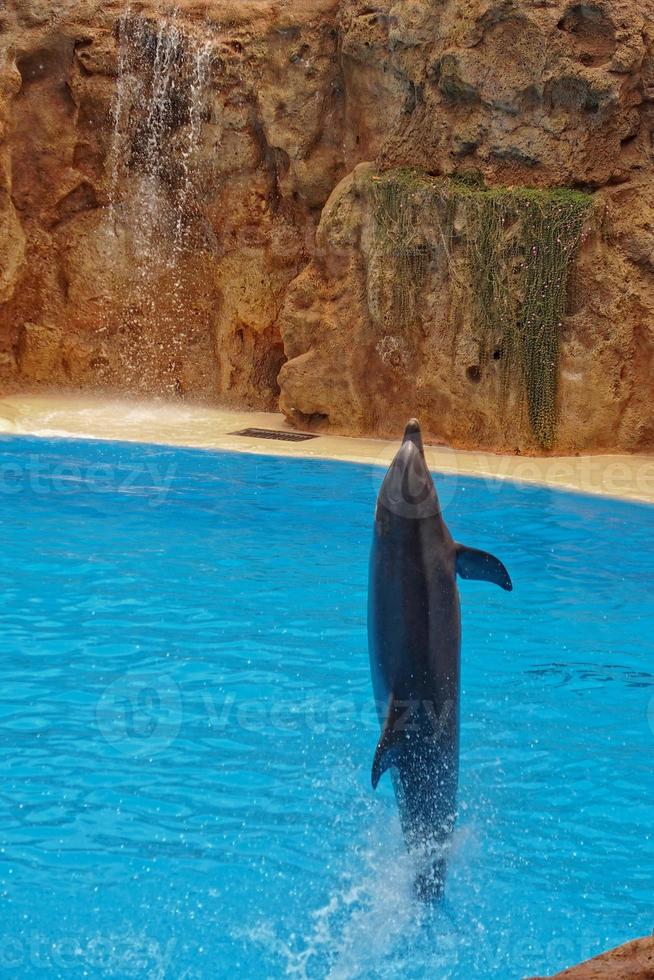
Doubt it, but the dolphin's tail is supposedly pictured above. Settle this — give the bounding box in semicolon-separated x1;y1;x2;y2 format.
413;855;447;902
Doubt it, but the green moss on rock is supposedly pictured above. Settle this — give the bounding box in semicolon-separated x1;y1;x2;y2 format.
369;170;593;448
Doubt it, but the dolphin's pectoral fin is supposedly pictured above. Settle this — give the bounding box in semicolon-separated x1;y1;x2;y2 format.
371;699;405;790
456;544;513;591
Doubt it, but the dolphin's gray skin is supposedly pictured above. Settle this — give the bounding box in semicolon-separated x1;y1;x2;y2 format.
368;419;512;900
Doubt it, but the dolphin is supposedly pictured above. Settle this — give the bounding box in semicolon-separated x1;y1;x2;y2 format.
368;419;512;900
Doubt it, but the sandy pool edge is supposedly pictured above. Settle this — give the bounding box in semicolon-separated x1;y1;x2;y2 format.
0;392;653;506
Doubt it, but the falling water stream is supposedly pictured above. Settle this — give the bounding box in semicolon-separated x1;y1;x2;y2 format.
102;7;215;393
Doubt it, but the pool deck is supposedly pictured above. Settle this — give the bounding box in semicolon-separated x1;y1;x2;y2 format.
0;392;653;505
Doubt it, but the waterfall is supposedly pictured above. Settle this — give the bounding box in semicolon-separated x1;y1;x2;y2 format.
102;7;215;395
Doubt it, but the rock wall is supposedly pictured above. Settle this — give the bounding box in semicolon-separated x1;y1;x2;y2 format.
526;934;654;978
0;0;345;407
1;0;653;450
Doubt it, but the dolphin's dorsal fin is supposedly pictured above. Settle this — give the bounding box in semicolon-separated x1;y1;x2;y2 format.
456;544;513;592
371;697;406;789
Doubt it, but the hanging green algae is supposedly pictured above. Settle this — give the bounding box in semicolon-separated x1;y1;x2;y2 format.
369;170;593;448
369;170;440;331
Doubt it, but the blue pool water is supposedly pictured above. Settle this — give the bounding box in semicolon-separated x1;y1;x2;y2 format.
0;435;653;979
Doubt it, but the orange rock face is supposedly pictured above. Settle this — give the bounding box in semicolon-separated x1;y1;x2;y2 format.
0;0;653;450
526;935;654;979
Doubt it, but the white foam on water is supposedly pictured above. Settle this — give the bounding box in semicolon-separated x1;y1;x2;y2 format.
241;796;483;980
323;847;424;979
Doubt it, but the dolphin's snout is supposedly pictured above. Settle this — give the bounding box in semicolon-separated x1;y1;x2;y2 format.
402;418;424;455
376;418;438;518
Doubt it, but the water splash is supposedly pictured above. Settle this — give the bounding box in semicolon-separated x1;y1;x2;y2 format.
102;7;215;395
238;787;487;980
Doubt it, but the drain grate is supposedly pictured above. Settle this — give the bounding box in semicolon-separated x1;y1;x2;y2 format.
230;427;318;442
